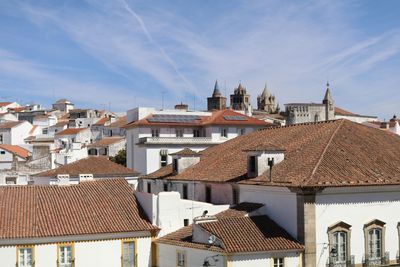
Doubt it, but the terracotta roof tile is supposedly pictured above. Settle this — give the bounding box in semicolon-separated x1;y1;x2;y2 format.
158;216;303;253
55;128;88;136
169;148;200;156
0;102;13;107
93;117;109;126
0;179;156;240
35;157;139;177
0;121;23;129
216;202;264;218
88;137;125;148
0;145;29;159
147;120;400;188
107;116;127;128
335;107;377;118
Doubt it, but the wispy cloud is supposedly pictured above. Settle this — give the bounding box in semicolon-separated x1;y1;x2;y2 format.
2;0;400;117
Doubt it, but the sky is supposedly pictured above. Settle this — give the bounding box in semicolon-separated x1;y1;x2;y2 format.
0;0;399;118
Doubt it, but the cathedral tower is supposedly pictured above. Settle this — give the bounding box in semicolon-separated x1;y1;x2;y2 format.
322;82;335;120
257;83;278;114
230;82;251;112
207;80;227;111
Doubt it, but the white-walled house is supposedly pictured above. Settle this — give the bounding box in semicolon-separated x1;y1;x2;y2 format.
141;119;400;266
0;144;29;170
33;156;140;187
87;137;125;157
125;107;270;175
334;107;378;123
0;121;33;145
0;101;20;113
53;128;90;165
0;179;158;267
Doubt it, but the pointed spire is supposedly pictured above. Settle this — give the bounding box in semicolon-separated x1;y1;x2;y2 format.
212;80;221;97
261;82;269;97
323;81;334;104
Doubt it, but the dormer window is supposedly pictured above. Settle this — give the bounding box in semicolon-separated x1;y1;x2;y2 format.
220;128;227;138
173;158;178;173
170;148;201;174
249;156;256;173
243;145;285;180
151;129;159;137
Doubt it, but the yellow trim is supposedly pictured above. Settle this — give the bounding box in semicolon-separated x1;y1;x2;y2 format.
57;242;75;267
176;249;186;267
121;238;138;267
16;245;35;267
151;236;157;267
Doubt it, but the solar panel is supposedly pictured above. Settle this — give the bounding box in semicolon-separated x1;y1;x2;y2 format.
223;115;248;121
148;114;201;123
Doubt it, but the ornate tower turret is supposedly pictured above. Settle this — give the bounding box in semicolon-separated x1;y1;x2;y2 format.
257;83;278;114
230;82;251;112
207;80;227;111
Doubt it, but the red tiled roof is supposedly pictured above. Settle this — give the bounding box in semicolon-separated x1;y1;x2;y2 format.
145;119;400;188
35;157;139;177
0;179;157;240
93;117;109;126
0;102;13;107
87;137;125;148
55;128;88;136
169;148;200;156
0;121;23;129
107;116;127;128
216;202;264;218
125;109;270;128
53;120;69;127
158;216;303;253
335;107;377;118
0;145;29;159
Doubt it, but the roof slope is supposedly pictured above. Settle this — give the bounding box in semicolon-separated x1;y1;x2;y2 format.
335;107;377;118
158;216;303;253
55;128;88;136
0;121;23;129
0;145;29;159
0;179;156;240
87;137;125;148
35;156;139;177
146;120;400;188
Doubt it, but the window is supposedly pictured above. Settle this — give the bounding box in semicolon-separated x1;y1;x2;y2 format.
193;129;200;137
205;185;211;203
182;184;188;199
6;177;16;185
151;129;159;137
176;129;184;137
183;219;189;226
163;183;168;191
0;134;3;143
332;231;347;263
238;128;245;136
327;221;351;266
18;246;34;267
58;244;74;267
0;150;5;155
147;182;151;194
177;251;186;267
368;229;381;259
173;158;178;173
364;219;386;263
88;149;98;155
122;241;136;267
160;154;168;167
220;128;227;137
42;128;48;134
273;258;284;267
249;156;256;173
232;187;239;205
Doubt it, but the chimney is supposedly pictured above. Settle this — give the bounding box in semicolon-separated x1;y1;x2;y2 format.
79;173;94;182
170;148;201;174
243;145;285;181
57;174;70;186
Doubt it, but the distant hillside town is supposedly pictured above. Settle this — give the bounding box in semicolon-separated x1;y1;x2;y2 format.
0;81;399;267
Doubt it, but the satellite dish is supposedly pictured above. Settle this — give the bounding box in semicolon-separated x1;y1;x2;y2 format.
208;235;216;244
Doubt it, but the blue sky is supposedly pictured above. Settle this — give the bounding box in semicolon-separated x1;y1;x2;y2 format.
0;0;399;118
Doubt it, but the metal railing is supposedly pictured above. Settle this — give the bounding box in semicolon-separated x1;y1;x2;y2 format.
138;136;227;145
362;252;390;266
326;255;355;267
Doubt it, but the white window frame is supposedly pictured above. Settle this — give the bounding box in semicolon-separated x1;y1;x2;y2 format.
58;243;74;267
273;258;284;267
176;250;186;267
17;246;34;267
122;240;137;267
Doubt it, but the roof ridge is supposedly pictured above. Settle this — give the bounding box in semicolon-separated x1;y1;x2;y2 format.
302;119;345;186
259;119;343;132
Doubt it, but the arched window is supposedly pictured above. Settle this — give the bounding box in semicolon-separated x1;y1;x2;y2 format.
327;221;352;266
363;219;386;265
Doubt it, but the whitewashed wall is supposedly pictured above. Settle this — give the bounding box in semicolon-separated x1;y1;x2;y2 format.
315;186;400;266
0;237;153;267
239;185;298;238
230;252;301;267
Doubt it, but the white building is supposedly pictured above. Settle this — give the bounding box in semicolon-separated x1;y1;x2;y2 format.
0;179;158;267
53;128;91;165
363;115;400;136
52;98;75;113
33;156;140;187
0;120;34;145
87;137;125;157
334;107;378;123
125;107;269;175
141;119;400;266
0;144;30;170
0;101;20;113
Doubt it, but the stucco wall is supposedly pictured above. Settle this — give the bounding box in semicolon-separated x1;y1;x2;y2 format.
315;186;400;266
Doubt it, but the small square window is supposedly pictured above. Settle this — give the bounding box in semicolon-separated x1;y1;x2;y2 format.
0;151;5;155
274;258;284;267
183;219;189;226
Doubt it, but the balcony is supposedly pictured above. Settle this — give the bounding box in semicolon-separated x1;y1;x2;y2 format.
326;256;355;267
138;136;228;145
362;252;390;266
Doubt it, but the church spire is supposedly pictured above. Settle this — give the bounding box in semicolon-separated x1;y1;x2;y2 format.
323;81;333;103
212;80;221;97
261;82;269;97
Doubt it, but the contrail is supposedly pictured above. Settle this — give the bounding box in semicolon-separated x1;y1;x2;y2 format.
120;0;195;91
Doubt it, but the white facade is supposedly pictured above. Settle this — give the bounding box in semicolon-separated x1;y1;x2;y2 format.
0;121;33;145
335;114;378;124
127;108;264;175
0;234;153;267
135;191;229;237
0;149;27;170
